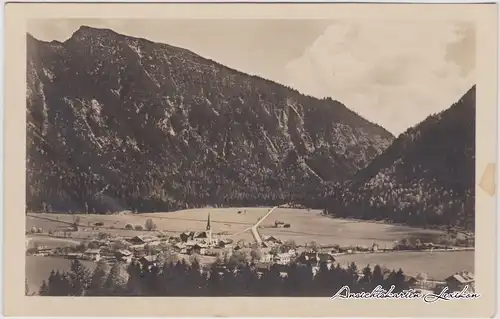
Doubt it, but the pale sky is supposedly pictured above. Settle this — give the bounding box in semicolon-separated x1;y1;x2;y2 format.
28;19;475;136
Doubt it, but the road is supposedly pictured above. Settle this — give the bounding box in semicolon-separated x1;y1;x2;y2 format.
229;205;281;244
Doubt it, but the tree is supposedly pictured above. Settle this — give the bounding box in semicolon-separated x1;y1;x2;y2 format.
371;265;384;288
308;241;319;252
87;260;110;296
39;280;49;296
416;272;428;282
282;240;297;252
135;225;144;231
105;263;129;295
145;218;157;231
25;277;30;296
360;265;373;285
347;262;359;287
250;249;262;262
125;223;134;230
46;270;71;296
394;268;408;292
68;260;91;296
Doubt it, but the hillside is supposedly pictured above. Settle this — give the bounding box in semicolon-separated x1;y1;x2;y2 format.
26;26;394;213
324;86;476;229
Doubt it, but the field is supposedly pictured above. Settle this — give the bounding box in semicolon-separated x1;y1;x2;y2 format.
26;207;473;292
26;235;81;249
334;250;474;279
25;256;96;294
26;207;447;247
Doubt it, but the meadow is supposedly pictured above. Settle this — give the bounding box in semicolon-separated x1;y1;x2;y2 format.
334;250;474;280
26;207;447;247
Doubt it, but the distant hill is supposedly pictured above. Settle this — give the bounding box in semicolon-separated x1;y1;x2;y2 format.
26;26;394;213
323;86;476;229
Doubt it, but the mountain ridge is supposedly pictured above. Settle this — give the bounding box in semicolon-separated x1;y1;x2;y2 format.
323;85;476;229
26;26;394;214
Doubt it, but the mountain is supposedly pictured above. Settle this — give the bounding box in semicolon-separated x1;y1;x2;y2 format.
324;86;476;229
26;26;394;213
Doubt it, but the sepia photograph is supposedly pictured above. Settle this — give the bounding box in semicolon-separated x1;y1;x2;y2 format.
3;2;498;317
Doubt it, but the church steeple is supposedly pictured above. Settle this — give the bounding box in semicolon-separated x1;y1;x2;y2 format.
206;213;212;245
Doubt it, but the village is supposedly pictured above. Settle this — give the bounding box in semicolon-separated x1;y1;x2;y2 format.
26;211;475;295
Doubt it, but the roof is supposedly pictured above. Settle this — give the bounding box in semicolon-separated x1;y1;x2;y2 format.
132;235;160;243
402;274;417;280
277;253;291;258
117;249;132;256
254;263;270;270
85;249;101;254
193;231;207;238
186;240;198;246
447;272;475;284
318;253;334;262
193;242;208;248
140;255;158;262
263;236;279;241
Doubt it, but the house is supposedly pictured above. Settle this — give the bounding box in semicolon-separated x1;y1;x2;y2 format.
193;231;208;239
185;240;198;247
139;255;159;270
190;243;208;255
259;252;273;263
84;249;102;261
445;272;475;292
128;236;147;246
275;253;292;265
297;252;318;265
317;253;335;266
33;246;52;257
174;242;186;250
263;236;281;244
217;238;233;248
253;263;270;277
180;232;193;242
404;275;418;287
274;220;285;228
66;252;83;259
129;235;160;245
116;249;133;264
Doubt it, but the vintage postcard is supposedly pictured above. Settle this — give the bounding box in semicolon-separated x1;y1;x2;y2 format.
3;2;498;317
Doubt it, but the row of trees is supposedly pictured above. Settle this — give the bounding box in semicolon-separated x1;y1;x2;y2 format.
36;259;414;297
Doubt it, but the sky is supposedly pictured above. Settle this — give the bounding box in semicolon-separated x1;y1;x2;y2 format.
27;19;475;136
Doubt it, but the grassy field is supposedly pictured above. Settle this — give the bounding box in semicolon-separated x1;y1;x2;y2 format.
334;250;474;280
25;256;97;294
26;207;446;247
26;235;81;248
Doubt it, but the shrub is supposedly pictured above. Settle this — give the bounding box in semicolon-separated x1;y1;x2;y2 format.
145;219;157;231
135;225;144;231
30;226;37;234
98;232;109;240
125;224;134;230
